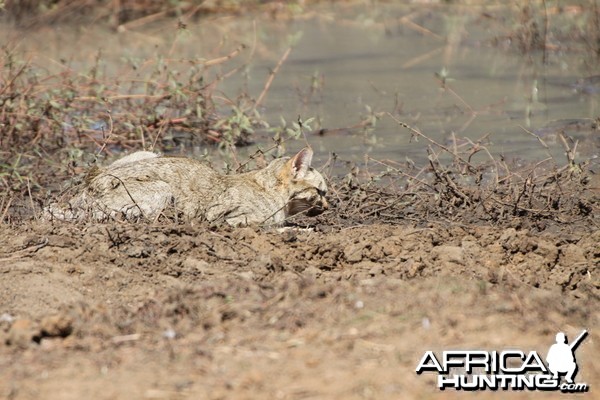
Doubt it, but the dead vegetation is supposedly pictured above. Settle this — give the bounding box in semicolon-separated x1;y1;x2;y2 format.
1;0;300;27
0;41;265;214
299;117;599;234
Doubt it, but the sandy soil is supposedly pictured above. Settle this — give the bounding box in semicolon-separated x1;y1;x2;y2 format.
1;217;598;399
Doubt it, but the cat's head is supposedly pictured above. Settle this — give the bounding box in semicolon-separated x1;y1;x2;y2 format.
275;147;329;219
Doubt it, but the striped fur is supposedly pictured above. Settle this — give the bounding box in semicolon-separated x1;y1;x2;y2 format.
45;148;328;226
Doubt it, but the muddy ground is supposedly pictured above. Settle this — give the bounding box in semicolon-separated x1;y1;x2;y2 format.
0;1;599;395
1;207;598;399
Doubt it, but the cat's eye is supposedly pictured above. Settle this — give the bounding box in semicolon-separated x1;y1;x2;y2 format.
292;188;312;198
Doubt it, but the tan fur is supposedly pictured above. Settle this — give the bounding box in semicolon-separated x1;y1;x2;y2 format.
45;148;328;226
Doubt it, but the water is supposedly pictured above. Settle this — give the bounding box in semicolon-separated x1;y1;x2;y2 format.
235;9;600;166
3;3;599;171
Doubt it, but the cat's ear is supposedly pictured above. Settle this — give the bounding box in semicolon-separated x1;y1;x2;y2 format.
289;147;313;180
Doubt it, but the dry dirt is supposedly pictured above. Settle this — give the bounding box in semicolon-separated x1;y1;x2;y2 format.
1;1;599;397
0;216;598;399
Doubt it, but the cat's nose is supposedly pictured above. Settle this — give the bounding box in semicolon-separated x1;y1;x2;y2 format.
306;197;328;216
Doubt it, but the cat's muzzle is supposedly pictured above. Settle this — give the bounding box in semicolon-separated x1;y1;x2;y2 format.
306;197;328;216
287;197;329;217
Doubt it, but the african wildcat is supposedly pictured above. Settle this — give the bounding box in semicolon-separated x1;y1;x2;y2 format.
45;148;328;226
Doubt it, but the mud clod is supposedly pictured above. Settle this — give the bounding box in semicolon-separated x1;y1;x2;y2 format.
6;319;41;348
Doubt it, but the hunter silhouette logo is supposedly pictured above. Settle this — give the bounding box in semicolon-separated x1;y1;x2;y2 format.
416;330;589;392
546;330;588;384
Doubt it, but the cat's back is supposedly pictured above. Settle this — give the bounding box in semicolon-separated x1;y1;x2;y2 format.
95;152;220;183
84;152;223;219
